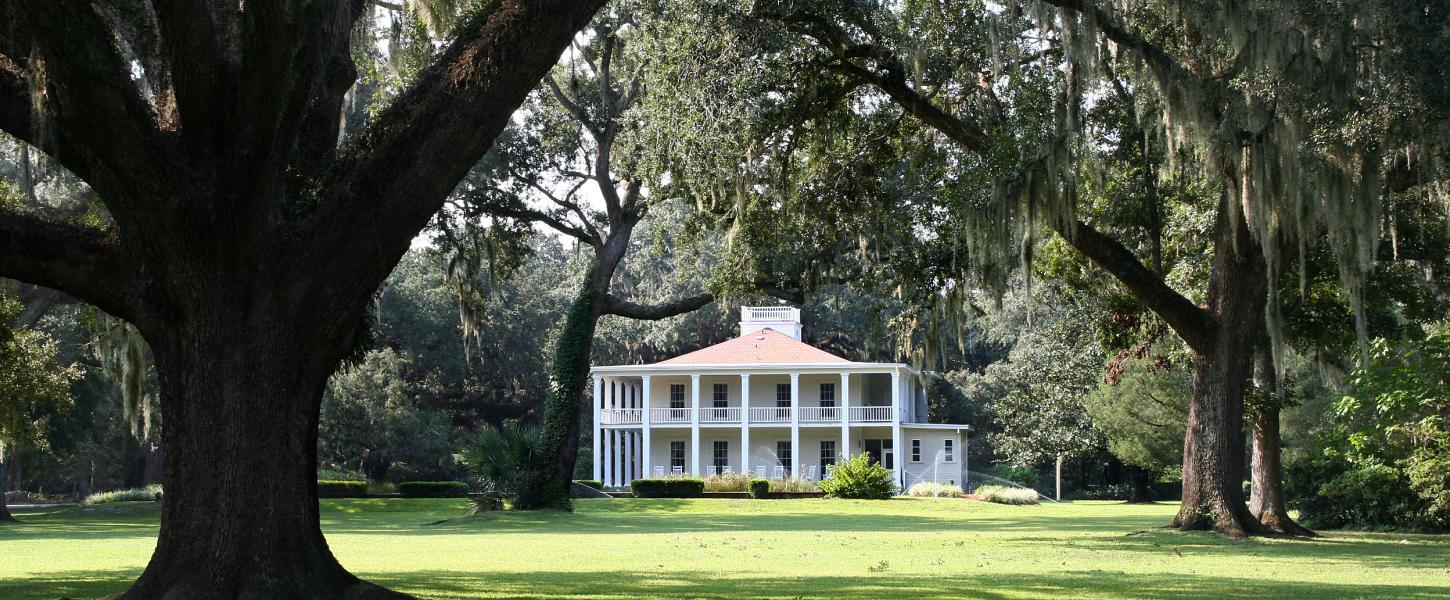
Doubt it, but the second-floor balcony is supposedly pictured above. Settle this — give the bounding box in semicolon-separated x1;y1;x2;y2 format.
601;406;895;425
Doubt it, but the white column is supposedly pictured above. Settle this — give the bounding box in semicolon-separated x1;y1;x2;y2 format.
840;372;851;462
642;377;652;479
789;372;800;479
603;426;615;488
626;429;635;486
740;374;751;476
592;375;603;482
690;374;701;477
891;370;903;490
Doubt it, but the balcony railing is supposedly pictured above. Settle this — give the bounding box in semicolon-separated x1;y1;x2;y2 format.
700;407;741;423
799;407;842;422
749;407;792;423
649;408;691;423
614;406;896;425
600;408;643;425
849;406;892;422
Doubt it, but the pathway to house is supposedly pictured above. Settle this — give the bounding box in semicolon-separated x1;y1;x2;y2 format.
1;498;1446;599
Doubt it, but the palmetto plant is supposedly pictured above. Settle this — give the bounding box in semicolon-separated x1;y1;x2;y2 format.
460;421;541;502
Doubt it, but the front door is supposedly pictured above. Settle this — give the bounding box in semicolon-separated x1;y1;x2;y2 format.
863;439;893;469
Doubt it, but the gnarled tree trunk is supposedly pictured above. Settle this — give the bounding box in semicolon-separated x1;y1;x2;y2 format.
0;445;16;523
119;304;404;599
1249;348;1315;536
1172;193;1270;538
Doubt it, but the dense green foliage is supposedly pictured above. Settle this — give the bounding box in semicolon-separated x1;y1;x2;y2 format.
748;479;771;499
818;454;893;500
630;479;705;498
1286;329;1450;531
316;481;369;499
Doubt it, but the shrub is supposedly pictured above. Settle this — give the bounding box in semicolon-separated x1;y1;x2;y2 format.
397;481;470;498
703;472;751;492
460;421;540;500
748;478;771;498
974;485;1040;505
573;480;604;491
317;480;368;498
83;485;163;505
317;469;365;482
1319;464;1421;529
819;454;893;499
1408;447;1450;530
906;482;963;498
631;478;705;498
769;477;818;493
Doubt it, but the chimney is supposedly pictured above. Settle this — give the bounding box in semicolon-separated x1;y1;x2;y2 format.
740;306;802;340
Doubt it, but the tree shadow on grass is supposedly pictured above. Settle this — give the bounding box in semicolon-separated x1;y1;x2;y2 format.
1003;529;1450;572
7;568;1443;600
364;569;1448;600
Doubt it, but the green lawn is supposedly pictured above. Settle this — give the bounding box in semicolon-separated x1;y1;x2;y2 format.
2;498;1447;599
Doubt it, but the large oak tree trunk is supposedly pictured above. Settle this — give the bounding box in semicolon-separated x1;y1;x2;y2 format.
118;311;405;599
0;448;15;523
1249;348;1315;536
1173;195;1270;538
512;265;611;510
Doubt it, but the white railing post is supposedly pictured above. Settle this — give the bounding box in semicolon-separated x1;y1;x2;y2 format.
641;377;652;479
690;374;701;477
840;372;850;461
592;374;602;482
740;373;751;477
790;372;800;479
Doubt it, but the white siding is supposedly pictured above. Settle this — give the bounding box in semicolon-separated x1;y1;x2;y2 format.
900;429;965;487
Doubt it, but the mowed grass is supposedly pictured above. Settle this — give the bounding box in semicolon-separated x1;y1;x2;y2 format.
2;498;1448;599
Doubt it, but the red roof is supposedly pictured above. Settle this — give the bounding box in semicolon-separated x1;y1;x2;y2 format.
656;328;851;365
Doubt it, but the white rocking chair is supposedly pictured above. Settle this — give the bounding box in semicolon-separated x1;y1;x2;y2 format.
804;465;817;482
672;466;684;477
772;465;786;480
653;465;665;477
755;465;768;478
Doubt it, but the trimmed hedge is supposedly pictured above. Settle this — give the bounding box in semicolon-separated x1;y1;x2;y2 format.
318;480;368;498
397;481;470;498
631;478;705;498
748;478;771;499
573;480;604;491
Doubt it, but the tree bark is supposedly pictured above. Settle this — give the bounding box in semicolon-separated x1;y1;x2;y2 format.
1249;348;1315;536
1125;466;1155;503
511;265;611;510
117;314;406;599
0;445;16;523
1172;193;1270;538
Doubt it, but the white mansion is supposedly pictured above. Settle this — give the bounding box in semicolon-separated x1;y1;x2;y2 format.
591;306;971;490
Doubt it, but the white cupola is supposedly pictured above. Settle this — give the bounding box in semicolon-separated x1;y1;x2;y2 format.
739;306;802;340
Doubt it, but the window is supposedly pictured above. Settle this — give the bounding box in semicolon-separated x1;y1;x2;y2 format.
670;441;686;471
669;384;685;409
713;441;730;474
776;441;792;470
820;440;837;475
911;439;922;463
819;383;836;407
944;439;954;463
775;383;791;407
713;383;729;408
